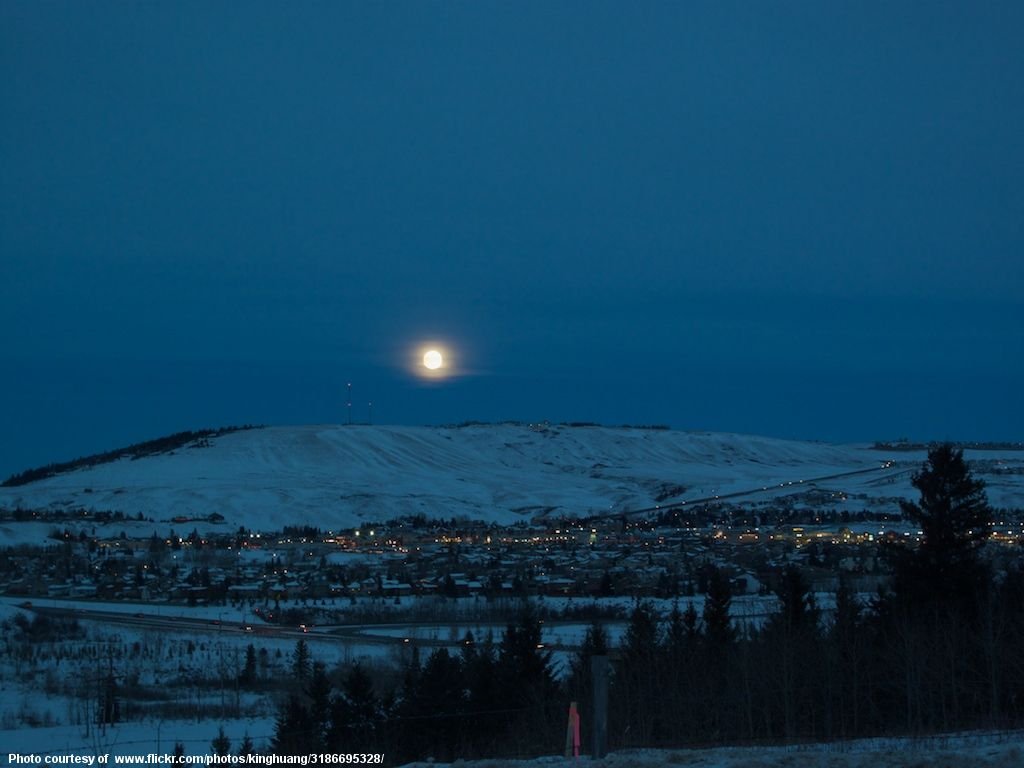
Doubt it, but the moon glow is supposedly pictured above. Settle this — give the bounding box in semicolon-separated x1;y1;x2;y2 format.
423;349;443;370
409;340;457;380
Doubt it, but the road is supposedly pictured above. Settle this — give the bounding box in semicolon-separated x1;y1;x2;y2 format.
607;461;905;519
23;603;795;653
26;604;313;641
22;604;596;651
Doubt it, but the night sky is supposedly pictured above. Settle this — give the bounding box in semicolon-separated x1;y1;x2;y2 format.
2;2;1022;478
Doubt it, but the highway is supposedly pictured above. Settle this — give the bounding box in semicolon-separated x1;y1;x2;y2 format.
26;604;313;641
606;461;906;519
22;603;792;654
22;604;593;651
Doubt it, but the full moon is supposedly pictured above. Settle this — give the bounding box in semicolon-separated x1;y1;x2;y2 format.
423;349;443;370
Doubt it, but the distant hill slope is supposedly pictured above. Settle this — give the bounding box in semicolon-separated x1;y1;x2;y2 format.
0;424;1021;530
1;426;258;487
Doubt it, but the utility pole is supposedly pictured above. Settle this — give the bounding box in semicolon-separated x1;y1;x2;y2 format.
346;383;352;425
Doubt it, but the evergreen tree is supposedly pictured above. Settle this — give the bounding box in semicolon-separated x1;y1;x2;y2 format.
291;639;311;682
567;620;608;739
497;604;555;706
664;601;688;655
236;734;254;758
306;662;332;751
871;445;994;733
407;649;465;760
461;633;500;756
703;566;734;648
211;726;231;757
830;576;864;737
239;644;257;686
771;565;818;634
495;605;559;754
894;443;992;613
616;602;663;743
328;664;379;753
763;565;819;738
699;565;734;741
662;602;699;741
272;693;314;755
569;620;608;694
832;576;861;645
623;601;660;656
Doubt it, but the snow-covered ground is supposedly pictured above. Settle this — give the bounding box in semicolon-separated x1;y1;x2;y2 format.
8;725;1024;766
2;424;1020;530
400;731;1024;767
0;597;402;757
1;717;276;761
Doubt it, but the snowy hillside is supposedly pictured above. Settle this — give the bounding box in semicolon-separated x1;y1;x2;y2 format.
1;424;1021;531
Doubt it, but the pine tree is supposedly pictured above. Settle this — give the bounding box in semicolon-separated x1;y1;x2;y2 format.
570;621;608;687
567;621;608;727
616;602;662;743
236;734;254;758
498;604;555;706
211;726;231;757
703;566;734;648
771;565;818;635
894;443;992;613
495;605;559;754
462;632;500;753
306;662;332;751
830;577;864;737
763;565;819;738
291;639;311;682
623;602;660;656
832;576;861;644
328;664;379;753
407;649;465;760
664;601;688;655
272;693;313;755
239;643;257;686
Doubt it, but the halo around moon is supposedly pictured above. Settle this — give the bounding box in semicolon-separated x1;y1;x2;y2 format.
409;340;456;380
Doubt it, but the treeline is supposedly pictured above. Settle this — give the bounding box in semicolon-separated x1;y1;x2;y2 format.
271;612;562;764
604;445;1024;746
872;439;1024;452
271;559;1024;765
267;445;1024;764
593;566;1024;749
439;420;671;430
1;425;258;487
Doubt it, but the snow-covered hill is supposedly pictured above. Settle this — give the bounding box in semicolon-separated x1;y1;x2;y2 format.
1;424;1021;531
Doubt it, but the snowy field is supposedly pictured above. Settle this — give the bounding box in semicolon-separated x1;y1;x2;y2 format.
0;588;824;751
0;719;277;763
7;424;1021;531
399;731;1024;767
0;598;400;759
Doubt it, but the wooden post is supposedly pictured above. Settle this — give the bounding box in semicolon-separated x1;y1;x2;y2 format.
592;655;608;758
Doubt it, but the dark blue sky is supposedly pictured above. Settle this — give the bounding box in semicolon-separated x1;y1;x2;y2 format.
2;2;1022;477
